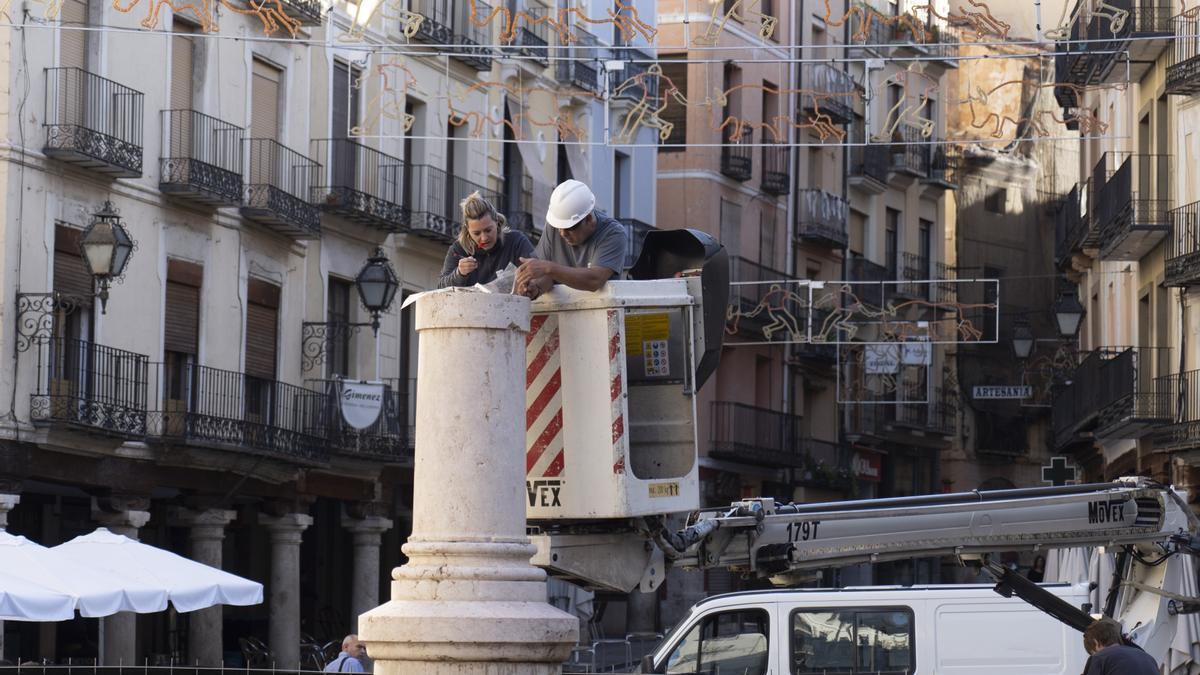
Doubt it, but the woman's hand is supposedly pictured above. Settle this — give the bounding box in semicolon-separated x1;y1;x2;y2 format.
457;256;478;276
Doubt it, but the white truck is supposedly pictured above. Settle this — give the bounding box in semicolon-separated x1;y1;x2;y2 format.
523;230;1200;671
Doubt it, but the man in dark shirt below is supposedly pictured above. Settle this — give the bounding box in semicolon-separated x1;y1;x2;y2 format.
514;179;628;299
1082;618;1158;675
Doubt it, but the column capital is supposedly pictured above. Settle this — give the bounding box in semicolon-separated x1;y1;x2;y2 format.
260;512;313;545
170;507;237;542
0;493;19;529
341;514;393;536
92;506;151;535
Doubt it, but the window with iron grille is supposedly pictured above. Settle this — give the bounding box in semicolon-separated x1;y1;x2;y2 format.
328;277;352;378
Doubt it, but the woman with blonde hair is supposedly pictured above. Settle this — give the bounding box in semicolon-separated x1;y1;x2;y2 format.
438;191;535;288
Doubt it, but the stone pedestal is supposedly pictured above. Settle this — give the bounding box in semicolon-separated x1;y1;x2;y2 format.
172;508;237;667
93;506;151;666
359;291;577;675
261;512;312;670
342;514;393;632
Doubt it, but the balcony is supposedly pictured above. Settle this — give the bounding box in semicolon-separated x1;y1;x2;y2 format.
406;165;503;243
160;110;244;207
728;256;793;341
795;189;848;249
43;68;144;178
922;146;958;191
508;8;551;66
849;130;888;194
310;379;413;463
1052;348;1168;449
311;138;408;232
935;262;957;304
889;123;929;181
1055;1;1173;90
924;15;960;68
610;49;658;103
30;337;149;438
556;28;601;94
761;143;789;196
720;139;753;182
409;0;493;70
845;256;889;307
1154;370;1200;451
848;5;895;57
1165;201;1200;286
788;308;837;364
711;401;812;468
1167;16;1200;95
1094;348;1172;439
620;218;654;269
242;139;321;239
1095;153;1171;261
1054;185;1085;270
900;252;931;299
149;364;329;464
278;0;323;25
798;64;855;125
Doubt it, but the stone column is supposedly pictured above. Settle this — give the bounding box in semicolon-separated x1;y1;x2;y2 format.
360;292;577;675
172;508;237;667
260;512;312;670
342;514;393;632
93;505;151;667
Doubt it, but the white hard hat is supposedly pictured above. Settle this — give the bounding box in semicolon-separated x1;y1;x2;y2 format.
546;179;596;229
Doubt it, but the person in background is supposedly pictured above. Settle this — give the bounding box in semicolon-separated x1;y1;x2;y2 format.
1027;555;1046;583
324;634;366;673
1081;618;1157;675
514;179;628;299
438;191;534;288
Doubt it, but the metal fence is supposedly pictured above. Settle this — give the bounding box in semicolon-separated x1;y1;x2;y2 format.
244;138;322;236
30;337;149;437
160;109;244;205
310;138;408;230
44;67;144;176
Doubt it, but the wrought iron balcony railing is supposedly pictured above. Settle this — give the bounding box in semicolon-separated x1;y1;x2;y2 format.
798;64;855;125
761;143;789;195
1052;347;1168;448
889;123;930;178
845;255;889;307
309;379;413;463
242;138;321;239
148;363;329;464
556;28;601;94
1166;201;1200;286
406;163;454;241
620;218;654;269
44;67;144;177
507;6;551;65
720;139;753;182
610;49;658;103
795;189;848;249
727;255;793;340
30;337;149;437
160;109;244;207
900;252;931;298
311;138;408;231
1154;369;1200;451
848;4;895;56
922;146;958;190
711;401;815;468
1095;153;1171;261
450;0;493;70
849;141;889;189
788;308;837;364
1054;185;1084;269
1168;15;1200;95
1056;1;1173;89
410;0;453;43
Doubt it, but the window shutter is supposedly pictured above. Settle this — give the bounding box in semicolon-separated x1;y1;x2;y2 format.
53;225;93;299
60;0;88;71
170;22;195;112
164;259;201;355
245;278;279;379
251;59;281;140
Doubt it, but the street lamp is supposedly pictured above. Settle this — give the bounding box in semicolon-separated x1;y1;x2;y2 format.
77;201;134;314
1052;291;1086;338
354;246;400;336
1011;321;1035;360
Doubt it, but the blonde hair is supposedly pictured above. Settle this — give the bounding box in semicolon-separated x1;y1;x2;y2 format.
457;191;508;254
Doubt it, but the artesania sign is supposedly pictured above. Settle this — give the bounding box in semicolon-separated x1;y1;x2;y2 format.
972;385;1032;400
340;381;385;429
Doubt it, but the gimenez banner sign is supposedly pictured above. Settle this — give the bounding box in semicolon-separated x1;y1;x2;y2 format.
340;381;385;430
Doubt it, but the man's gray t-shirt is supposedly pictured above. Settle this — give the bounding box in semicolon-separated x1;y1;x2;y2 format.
534;211;628;277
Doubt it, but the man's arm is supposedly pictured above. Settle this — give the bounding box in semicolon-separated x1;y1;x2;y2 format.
517;258;613;293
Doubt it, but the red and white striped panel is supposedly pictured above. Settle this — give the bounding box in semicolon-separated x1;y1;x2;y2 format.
526;313;565;478
608;309;627;474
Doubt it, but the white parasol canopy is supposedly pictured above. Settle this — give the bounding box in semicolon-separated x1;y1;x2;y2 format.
0;568;76;622
51;528;263;612
0;529;167;619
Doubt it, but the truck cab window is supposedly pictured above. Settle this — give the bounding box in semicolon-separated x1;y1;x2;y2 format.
792;608;913;674
665;608;769;674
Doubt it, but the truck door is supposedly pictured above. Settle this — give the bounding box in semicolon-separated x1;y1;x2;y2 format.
653;605;776;674
789;605;916;674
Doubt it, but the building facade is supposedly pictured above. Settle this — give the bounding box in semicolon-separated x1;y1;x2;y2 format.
0;0;656;666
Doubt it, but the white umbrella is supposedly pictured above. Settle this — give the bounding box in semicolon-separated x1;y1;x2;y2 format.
51;528;263;612
0;568;76;621
0;530;167;618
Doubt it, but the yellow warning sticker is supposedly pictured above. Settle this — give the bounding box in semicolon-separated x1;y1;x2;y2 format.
625;313;670;357
648;482;680;498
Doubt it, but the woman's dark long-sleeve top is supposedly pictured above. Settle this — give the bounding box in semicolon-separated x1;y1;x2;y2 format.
437;230;536;288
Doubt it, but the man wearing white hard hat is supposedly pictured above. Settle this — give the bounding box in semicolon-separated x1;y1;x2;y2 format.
515;179;628;299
